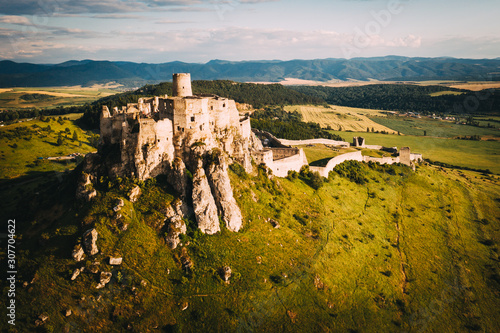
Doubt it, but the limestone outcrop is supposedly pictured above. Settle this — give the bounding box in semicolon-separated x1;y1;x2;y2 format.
83;228;99;256
192;167;220;235
78;73;268;236
72;244;85;262
206;151;243;232
96;272;112;289
76;173;96;202
128;186;141;202
167;157;189;198
165;216;187;249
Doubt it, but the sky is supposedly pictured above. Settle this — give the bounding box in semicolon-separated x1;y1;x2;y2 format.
0;0;498;64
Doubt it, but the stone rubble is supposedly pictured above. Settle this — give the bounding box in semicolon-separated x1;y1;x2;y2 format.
72;244;85;262
109;257;123;265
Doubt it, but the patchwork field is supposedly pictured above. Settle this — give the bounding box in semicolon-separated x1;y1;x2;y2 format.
0;86;118;109
284;105;396;133
369;116;500;138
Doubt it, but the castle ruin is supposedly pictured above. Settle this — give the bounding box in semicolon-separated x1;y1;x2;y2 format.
80;73;307;242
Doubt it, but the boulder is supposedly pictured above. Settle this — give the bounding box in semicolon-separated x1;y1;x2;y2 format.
206;151;243;232
72;244;85;262
269;219;280;229
70;267;84;281
83;228;99;256
165;216;187;249
128;186;141;202
192;167;220;235
65;309;72;317
180;247;193;273
109;257;123;265
113;198;124;212
96;272;112;289
220;266;232;283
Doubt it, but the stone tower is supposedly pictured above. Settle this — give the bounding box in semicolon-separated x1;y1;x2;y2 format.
172;73;193;97
399;147;411;166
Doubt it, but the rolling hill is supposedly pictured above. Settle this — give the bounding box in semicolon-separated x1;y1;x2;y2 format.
1;56;500;88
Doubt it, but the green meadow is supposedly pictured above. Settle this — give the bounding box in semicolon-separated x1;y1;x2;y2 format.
369;116;499;138
4;161;499;332
0;113;96;179
327;130;500;174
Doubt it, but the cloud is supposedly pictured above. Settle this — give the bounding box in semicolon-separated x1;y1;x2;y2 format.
0;0;210;15
0;15;32;25
91;14;145;19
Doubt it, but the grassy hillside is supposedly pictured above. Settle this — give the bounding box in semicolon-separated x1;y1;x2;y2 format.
0;114;96;179
1;162;498;332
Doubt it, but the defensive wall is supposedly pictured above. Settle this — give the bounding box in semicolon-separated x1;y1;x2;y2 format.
278;138;350;147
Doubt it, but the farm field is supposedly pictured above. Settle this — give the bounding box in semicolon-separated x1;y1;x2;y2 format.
284;105;396;133
369;116;500;138
327;130;500;174
0;86;118;109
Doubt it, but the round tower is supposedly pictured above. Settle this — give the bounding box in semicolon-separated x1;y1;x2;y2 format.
172;73;193;97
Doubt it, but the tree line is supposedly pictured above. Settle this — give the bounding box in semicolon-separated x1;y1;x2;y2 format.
250;107;345;141
290;84;500;115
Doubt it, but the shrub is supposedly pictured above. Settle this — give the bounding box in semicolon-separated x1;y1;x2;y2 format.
333;160;368;184
229;162;247;179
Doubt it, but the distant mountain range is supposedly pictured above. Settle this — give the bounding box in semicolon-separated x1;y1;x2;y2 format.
1;56;499;88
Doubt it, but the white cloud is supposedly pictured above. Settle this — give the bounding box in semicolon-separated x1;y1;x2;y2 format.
0;15;32;25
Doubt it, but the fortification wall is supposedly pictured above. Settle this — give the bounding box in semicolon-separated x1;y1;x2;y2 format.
363;156;400;165
267;148;308;177
252;129;288;148
310;151;364;177
278;138;350;147
410;153;423;162
270;148;301;160
365;145;383;150
239;117;251;139
254;149;273;165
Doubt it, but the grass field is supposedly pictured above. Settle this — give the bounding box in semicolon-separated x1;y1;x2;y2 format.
429;90;465;97
3;161;499;332
0;86;117;109
327;130;500;174
0;113;96;179
284;105;397;133
369;116;500;138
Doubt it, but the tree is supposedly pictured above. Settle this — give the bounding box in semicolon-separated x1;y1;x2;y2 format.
57;134;63;146
72;130;78;141
367;127;370;132
371;127;374;132
424;130;427;136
